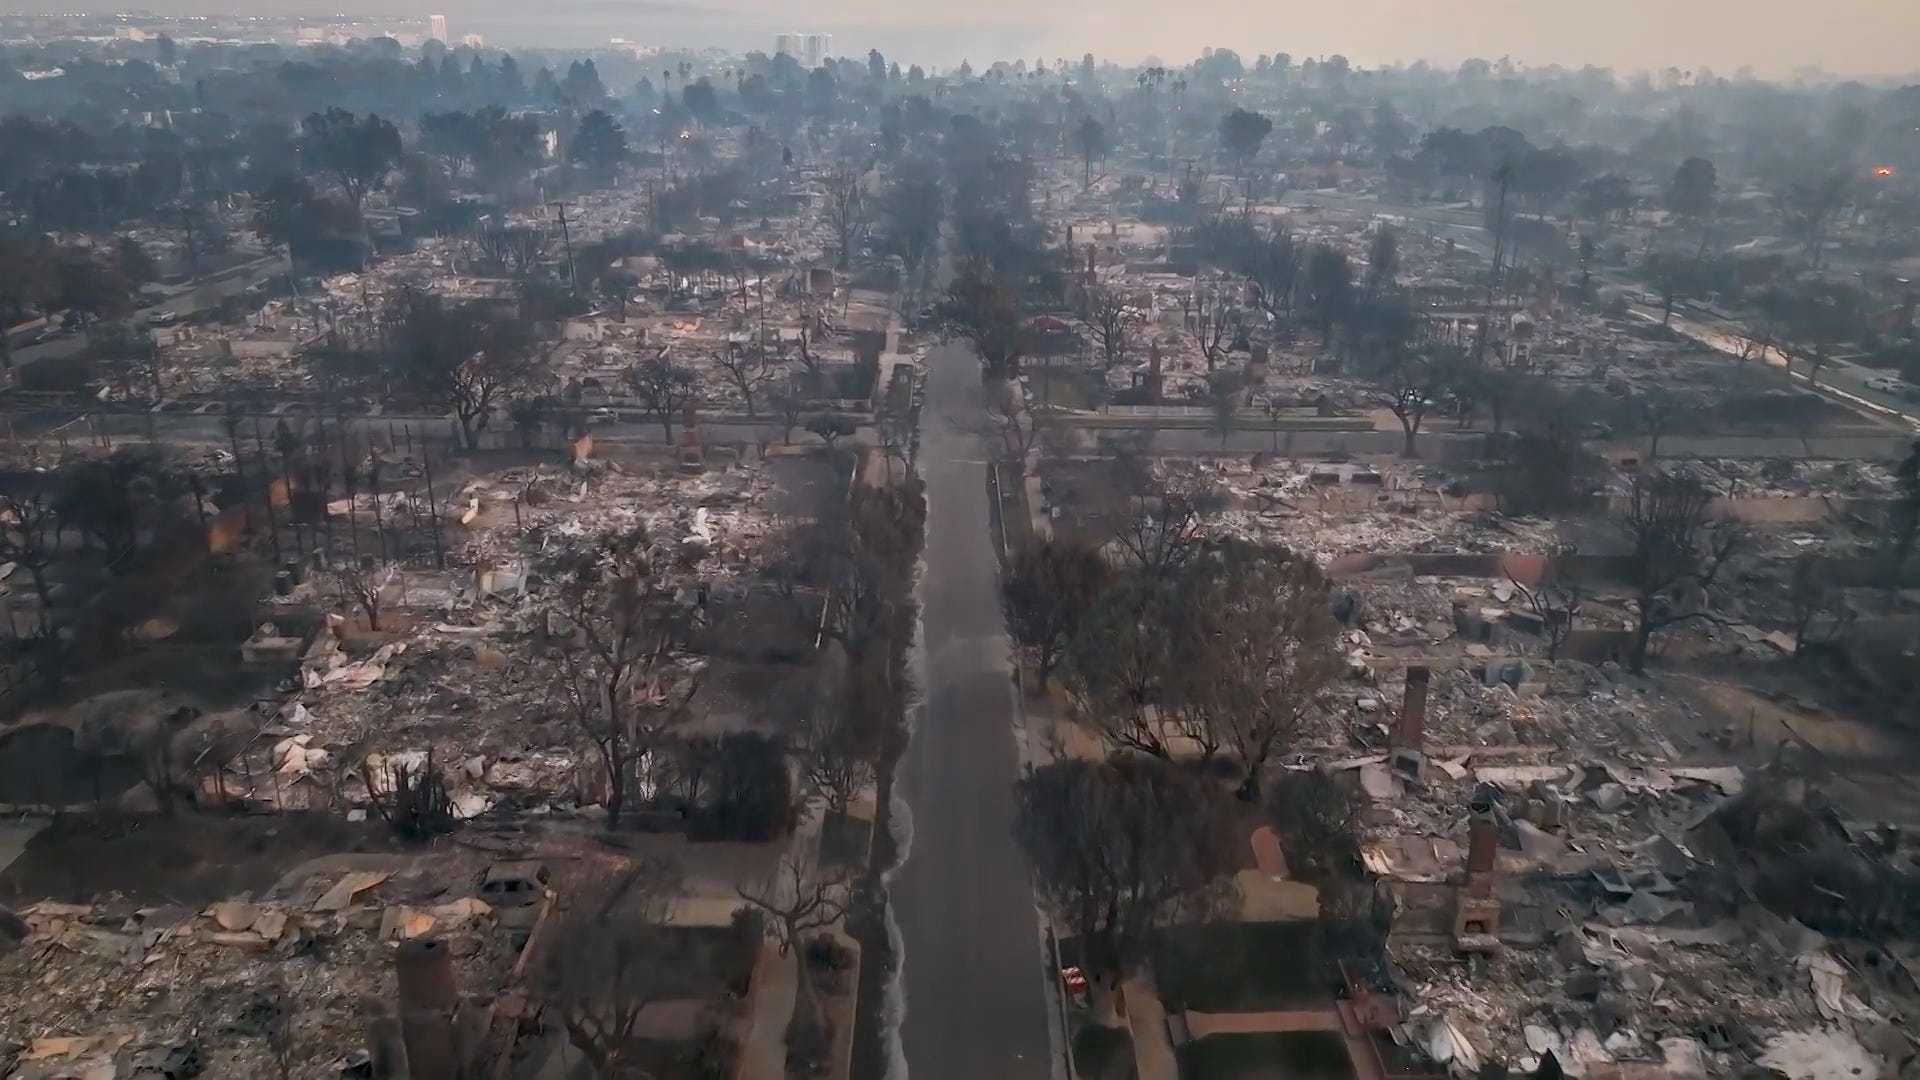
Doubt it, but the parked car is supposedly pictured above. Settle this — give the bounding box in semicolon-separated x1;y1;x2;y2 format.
1864;375;1905;393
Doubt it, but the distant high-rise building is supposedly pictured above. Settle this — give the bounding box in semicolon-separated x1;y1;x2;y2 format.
428;13;448;42
461;33;485;47
803;33;831;67
774;32;802;60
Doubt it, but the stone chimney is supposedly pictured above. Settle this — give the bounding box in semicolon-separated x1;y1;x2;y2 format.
1391;666;1430;777
396;938;460;1080
397;937;458;1013
1394;666;1430;748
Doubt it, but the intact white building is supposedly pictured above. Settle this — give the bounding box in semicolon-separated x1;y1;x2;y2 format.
803;33;831;67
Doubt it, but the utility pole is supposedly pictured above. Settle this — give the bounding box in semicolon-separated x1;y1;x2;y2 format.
1478;163;1513;365
251;417;282;561
550;200;578;297
422;448;445;569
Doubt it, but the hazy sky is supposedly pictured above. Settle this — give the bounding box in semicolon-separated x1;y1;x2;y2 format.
22;0;1920;78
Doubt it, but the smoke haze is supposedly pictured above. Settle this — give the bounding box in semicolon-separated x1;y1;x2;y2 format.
9;0;1917;77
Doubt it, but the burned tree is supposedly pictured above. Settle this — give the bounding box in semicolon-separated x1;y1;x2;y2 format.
1077;283;1139;370
1788;553;1852;655
1165;541;1341;798
938;257;1027;378
383;288;551;449
547;531;701;828
737;853;850;1075
1617;472;1749;673
300;108;401;210
1376;348;1452;458
1071;115;1110;191
714;343;778;418
737;853;849;957
1632;389;1708;463
822;163;869;270
978;378;1043;462
805;414;857;452
1060;573;1189;759
360;749;456;839
1304;244;1353;347
0;481;65;633
54;448;164;560
1218;107;1273;212
1640;250;1698;328
73;694;201;815
627;349;700;442
1242;226;1303;329
1013;757;1239;1026
1086;453;1224;579
1490;405;1603;515
1890;439;1920;577
1264;769;1365;884
1182;283;1236;371
533;859;702;1078
770;380;806;445
326;560;395;632
1206;370;1249;447
791;666;874;820
1002;538;1112;693
1509;544;1586;660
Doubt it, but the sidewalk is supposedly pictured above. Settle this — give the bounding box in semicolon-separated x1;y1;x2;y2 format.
734;943;799;1080
1122;971;1180;1080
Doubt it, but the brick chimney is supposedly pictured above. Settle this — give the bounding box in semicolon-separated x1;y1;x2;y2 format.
1454;792;1503;953
396;938;460;1080
1465;798;1498;890
1394;666;1430;748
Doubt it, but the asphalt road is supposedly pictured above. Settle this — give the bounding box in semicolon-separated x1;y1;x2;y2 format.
38;408;863;458
1635;305;1920;429
5;252;291;369
893;342;1054;1080
1286;189;1920;429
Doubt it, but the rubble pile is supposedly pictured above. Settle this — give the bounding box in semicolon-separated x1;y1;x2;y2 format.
1338;664;1696;757
1327;672;1920;1080
216;452;806;818
1355;754;1920;1078
1217;506;1560;560
0;859;521;1080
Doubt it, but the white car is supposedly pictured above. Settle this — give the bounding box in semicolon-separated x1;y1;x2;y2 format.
1864;376;1907;393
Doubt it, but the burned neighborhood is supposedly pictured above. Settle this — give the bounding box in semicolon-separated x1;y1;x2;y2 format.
1;10;1919;1080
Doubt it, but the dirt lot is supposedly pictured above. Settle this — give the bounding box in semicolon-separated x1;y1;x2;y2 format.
0;809;394;907
1665;671;1920;828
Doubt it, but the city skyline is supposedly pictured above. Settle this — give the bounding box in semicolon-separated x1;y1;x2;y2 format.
3;0;1917;77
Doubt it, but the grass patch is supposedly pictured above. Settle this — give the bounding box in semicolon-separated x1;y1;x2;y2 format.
1074;1023;1138;1080
628;1032;736;1080
819;810;872;870
662;922;762;999
1178;1031;1353;1080
1029;367;1103;411
0;810;388;907
1152;922;1337;1013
